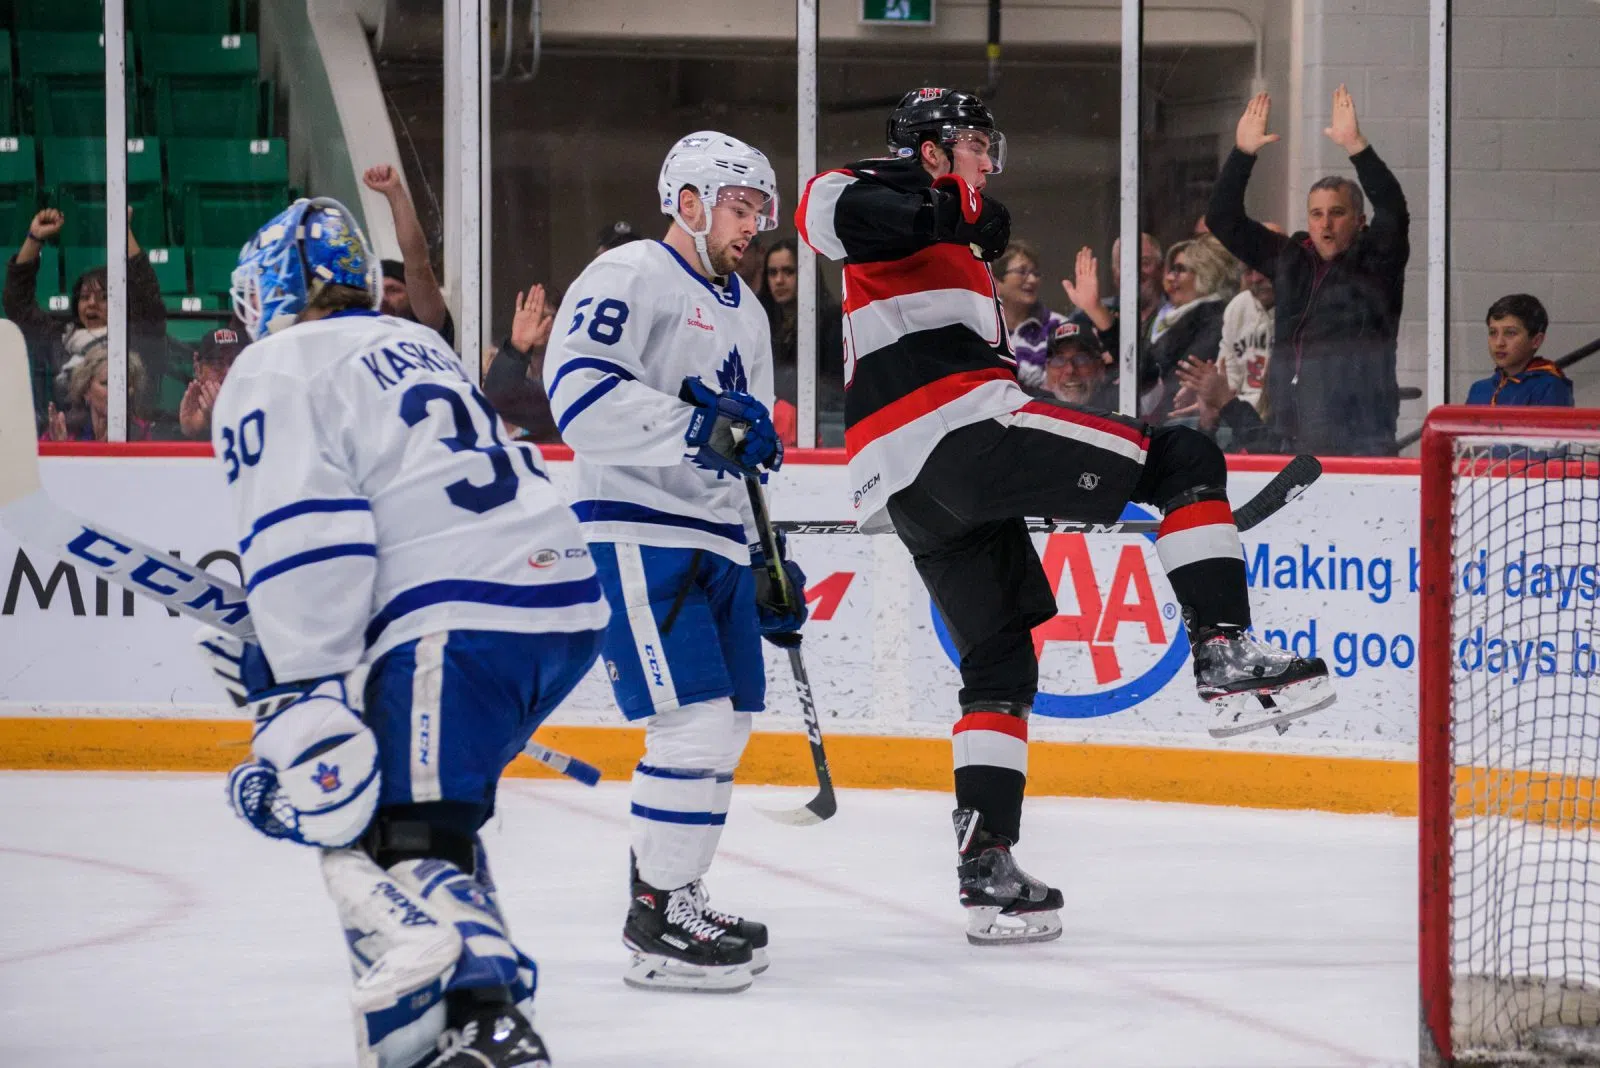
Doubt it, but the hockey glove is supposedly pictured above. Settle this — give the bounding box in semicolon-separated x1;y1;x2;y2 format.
681;376;782;477
751;533;809;638
928;174;1011;262
194;627;278;708
227;676;381;849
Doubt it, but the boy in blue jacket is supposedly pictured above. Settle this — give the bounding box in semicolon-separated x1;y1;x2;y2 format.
1466;294;1573;406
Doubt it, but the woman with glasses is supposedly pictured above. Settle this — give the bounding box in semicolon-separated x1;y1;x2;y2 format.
1139;234;1238;421
992;240;1067;394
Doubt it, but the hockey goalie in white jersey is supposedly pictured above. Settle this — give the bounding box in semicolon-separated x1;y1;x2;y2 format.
545;132;806;993
199;197;609;1068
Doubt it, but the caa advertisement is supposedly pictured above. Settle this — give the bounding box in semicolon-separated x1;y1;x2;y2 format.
0;453;1459;756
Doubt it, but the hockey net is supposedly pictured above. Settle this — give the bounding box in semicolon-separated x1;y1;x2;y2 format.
1420;407;1600;1067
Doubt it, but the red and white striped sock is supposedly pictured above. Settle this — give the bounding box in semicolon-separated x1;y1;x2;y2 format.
951;709;1028;843
1156;499;1250;630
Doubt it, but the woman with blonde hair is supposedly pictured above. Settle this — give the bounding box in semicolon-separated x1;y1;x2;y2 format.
41;342;151;442
1140;234;1238;421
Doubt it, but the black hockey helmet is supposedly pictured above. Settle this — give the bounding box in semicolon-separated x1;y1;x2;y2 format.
886;88;1006;172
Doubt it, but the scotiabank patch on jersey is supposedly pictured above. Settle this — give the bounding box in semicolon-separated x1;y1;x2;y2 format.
931;504;1190;718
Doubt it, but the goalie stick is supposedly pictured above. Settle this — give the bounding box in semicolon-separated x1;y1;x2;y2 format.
0;322;600;787
746;474;837;826
771;453;1324;537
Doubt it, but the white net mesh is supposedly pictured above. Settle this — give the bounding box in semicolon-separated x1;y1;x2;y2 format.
1449;439;1600;1062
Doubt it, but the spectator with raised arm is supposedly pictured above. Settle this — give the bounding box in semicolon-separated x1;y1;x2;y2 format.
1466;294;1572;407
994;240;1068;392
1208;86;1410;455
363;164;456;347
481;282;562;442
5;208;168;419
1060;234;1163;385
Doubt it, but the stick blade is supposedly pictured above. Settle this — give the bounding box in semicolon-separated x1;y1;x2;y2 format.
1233;453;1322;532
0;320;42;506
756;790;837;826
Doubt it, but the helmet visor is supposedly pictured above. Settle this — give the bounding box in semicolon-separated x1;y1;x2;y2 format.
950;127;1007;174
715;184;780;232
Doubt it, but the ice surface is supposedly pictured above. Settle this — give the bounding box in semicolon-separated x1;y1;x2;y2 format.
0;772;1418;1067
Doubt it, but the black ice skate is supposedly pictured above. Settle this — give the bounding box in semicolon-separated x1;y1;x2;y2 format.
1191;625;1336;738
424;1005;551;1068
954;808;1063;946
689;879;769;975
622;879;754;993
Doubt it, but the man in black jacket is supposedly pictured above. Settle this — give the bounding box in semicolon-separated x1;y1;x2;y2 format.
1206;85;1409;456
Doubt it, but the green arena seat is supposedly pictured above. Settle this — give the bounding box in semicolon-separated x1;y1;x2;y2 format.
19;33;141;137
17;32;107;79
168;139;288;247
142;244;188;293
31;245;67;309
188;246;240;299
142;34;268;139
132;0;242;35
13;0;104;33
44;137;166;245
164;292;225;346
0;135;39;248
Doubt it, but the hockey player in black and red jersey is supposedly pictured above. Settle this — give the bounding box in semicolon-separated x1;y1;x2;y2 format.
797;88;1335;946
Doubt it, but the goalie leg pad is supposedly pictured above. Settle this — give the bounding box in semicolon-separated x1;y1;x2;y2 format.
322;848;459;1068
630;699;750;891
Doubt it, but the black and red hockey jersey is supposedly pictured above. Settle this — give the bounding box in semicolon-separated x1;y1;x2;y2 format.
797;156;1031;531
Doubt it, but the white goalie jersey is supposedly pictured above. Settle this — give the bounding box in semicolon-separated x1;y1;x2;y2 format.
210;310;609;683
544;239;776;563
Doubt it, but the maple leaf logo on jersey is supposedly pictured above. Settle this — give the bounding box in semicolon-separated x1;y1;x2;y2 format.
716;347;748;393
313;761;342;794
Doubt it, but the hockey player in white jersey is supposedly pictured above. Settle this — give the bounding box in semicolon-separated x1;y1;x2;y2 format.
198;197;610;1067
545;132;805;994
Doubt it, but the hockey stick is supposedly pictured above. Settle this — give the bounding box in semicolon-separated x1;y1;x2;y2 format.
772;453;1324;537
0;323;600;787
745;474;837;826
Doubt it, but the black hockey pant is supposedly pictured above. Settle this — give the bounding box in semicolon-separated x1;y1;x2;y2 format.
885;404;1250;843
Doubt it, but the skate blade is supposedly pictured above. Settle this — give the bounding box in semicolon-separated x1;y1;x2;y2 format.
1207;675;1337;739
622;949;753;994
750;947;770;975
964;905;1064;946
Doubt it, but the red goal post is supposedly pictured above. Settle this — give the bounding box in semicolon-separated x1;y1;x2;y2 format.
1419;406;1600;1067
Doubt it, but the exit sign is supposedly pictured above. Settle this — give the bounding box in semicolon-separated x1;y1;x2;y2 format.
861;0;935;25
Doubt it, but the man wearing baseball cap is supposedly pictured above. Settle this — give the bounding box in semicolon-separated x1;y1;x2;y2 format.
1042;321;1116;410
178;326;247;439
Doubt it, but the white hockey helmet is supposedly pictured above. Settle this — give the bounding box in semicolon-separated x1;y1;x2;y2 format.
658;131;779;274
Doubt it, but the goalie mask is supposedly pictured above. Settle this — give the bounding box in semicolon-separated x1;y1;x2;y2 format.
658;131;779;277
231;197;381;341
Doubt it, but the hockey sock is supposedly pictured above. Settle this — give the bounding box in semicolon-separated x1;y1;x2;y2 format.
630;702;751;891
1156;499;1250;632
952;704;1028;844
631;762;723;890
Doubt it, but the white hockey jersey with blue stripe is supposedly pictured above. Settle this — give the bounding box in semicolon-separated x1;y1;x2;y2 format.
544;240;774;563
210;309;609;683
